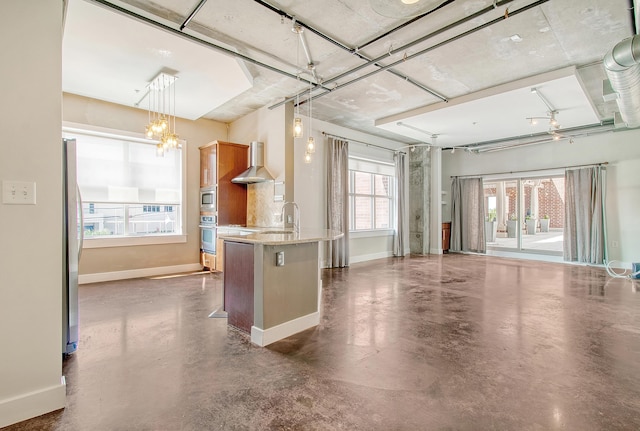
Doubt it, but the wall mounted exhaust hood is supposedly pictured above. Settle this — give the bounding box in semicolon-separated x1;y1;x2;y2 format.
231;141;275;184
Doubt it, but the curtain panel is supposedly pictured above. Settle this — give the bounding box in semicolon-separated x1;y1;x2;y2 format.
450;177;486;253
564;166;606;264
393;152;406;257
326;137;349;268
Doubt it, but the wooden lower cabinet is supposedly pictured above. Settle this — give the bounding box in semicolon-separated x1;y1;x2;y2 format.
216;238;225;272
442;222;451;253
223;241;254;333
201;251;216;271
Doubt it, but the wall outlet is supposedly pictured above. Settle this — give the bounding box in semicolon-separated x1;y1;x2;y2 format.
2;180;36;205
287;215;293;224
276;251;284;267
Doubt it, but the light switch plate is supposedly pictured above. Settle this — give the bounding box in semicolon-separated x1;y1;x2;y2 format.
2;180;36;205
276;251;284;267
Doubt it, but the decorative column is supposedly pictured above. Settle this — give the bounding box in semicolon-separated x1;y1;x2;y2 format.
409;146;430;254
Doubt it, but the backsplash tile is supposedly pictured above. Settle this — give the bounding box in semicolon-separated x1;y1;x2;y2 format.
247;182;283;227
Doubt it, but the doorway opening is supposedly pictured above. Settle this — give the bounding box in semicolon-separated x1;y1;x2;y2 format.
483;175;564;256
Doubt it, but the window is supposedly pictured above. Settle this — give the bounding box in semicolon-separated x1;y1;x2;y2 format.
63;127;184;245
348;157;394;232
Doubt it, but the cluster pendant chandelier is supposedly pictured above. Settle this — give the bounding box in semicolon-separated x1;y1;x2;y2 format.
145;72;180;157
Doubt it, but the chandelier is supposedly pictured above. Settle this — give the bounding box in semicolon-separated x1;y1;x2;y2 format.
144;72;180;156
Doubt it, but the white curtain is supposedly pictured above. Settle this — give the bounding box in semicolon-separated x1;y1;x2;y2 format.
450;177;486;253
393;152;406;257
564;166;606;264
326;137;349;268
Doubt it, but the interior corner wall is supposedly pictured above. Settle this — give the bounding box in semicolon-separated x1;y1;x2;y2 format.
441;128;640;265
303;117;407;265
62;93;228;277
0;2;66;427
229;108;408;265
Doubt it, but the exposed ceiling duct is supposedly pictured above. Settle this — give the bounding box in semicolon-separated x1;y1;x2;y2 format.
231;141;274;184
603;34;640;128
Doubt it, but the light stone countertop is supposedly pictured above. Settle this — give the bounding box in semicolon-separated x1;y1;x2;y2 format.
218;228;343;245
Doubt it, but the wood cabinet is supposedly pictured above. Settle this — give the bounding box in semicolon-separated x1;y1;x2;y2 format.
199;141;249;271
223;241;254;333
442;222;451;253
200;251;216;271
199;145;217;188
198;141;249;226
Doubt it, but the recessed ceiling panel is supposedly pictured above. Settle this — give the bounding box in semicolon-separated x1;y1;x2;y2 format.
375;68;601;147
62;0;253;120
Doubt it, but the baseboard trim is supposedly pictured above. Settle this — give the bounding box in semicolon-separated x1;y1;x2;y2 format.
251;312;320;347
349;251;393;264
79;263;203;284
0;377;66;428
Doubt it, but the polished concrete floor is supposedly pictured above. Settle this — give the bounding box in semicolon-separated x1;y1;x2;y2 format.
5;254;640;430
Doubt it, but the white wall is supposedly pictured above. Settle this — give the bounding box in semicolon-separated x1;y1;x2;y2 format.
63;93;227;279
441;128;640;265
0;2;66;427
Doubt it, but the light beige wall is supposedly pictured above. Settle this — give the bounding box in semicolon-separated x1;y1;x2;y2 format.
229;103;289;227
0;1;66;427
63;93;228;275
441;128;640;264
229;105;408;265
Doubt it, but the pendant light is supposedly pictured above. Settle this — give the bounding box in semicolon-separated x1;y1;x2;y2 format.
306;70;315;157
292;24;303;139
144;72;180;157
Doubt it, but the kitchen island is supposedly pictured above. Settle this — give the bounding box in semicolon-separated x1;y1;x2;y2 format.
219;228;342;347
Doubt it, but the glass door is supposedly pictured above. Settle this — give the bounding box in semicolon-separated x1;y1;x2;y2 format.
484;175;564;255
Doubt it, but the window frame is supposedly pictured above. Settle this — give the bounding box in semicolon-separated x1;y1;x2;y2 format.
348;157;395;235
63;122;187;248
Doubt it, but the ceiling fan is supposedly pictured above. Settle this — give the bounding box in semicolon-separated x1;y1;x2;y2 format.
368;0;445;18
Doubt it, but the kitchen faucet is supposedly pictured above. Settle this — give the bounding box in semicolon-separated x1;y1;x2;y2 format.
281;201;300;234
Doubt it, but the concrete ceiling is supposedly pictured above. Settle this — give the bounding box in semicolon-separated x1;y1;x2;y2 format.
62;0;636;149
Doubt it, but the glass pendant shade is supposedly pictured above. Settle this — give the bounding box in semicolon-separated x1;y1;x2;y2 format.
293;117;303;138
306;136;315;154
304;151;312;164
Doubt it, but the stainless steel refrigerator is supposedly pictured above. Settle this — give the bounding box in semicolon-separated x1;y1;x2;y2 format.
63;138;82;355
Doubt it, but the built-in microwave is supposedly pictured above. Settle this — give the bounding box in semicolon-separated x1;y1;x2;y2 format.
200;186;216;213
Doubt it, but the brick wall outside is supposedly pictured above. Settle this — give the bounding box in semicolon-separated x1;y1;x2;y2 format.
485;178;564;229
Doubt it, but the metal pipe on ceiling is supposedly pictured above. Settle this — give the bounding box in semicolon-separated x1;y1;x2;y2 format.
277;0;551;110
268;0;520;110
357;0;455;51
292;22;318;81
466;120;616;153
322;132;405;154
604;32;640;128
180;0;208;31
252;0;451;100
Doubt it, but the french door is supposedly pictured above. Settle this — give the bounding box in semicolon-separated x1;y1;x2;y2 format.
483;175;564;255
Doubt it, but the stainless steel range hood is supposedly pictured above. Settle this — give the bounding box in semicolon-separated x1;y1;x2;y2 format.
231;141;274;184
